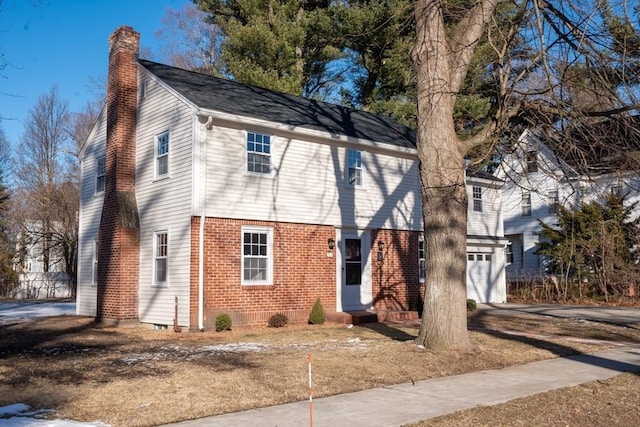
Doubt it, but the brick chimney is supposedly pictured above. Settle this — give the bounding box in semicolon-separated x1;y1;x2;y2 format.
97;26;140;322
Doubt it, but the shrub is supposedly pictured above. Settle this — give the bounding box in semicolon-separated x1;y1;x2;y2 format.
268;312;288;328
308;298;326;325
215;313;232;332
466;299;477;311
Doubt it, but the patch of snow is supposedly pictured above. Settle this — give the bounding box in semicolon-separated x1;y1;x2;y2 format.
0;301;76;326
0;404;108;426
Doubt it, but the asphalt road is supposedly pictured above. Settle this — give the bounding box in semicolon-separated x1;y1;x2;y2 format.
477;302;640;324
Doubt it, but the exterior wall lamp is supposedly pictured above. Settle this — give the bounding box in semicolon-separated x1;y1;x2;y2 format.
328;238;335;250
377;240;385;263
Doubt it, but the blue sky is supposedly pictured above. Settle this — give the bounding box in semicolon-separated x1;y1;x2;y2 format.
0;0;191;149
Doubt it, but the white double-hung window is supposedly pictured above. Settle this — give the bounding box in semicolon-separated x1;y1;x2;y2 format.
242;227;272;285
347;149;362;186
155;132;170;178
154;231;168;286
247;132;271;174
96;156;105;194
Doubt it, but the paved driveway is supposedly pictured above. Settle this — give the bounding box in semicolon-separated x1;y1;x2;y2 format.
477;303;640;324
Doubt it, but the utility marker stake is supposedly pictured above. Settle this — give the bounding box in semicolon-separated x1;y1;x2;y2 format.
307;353;313;427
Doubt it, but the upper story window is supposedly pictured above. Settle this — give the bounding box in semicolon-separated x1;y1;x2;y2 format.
155;132;170;178
154;231;168;286
242;227;273;285
347;149;362;186
472;186;482;212
526;150;538;173
547;190;559;214
522;191;532;216
611;184;623;197
418;237;425;282
247;132;271;174
96;156;105;194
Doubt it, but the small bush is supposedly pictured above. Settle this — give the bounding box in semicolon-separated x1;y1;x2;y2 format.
215;313;232;332
308;298;326;325
268;312;288;328
466;299;477;311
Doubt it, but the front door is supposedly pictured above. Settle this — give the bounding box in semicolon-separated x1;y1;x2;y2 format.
339;232;372;311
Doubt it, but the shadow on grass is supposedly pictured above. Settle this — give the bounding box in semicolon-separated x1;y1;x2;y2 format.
468;309;640;377
360;322;417;341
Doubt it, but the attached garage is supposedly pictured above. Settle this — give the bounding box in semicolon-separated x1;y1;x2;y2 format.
466;236;508;303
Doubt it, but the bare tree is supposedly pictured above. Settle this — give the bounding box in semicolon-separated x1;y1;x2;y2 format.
13;86;78;296
155;3;225;76
412;0;640;350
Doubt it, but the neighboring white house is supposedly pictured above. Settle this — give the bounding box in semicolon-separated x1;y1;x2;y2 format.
76;26;507;330
495;128;640;280
14;221;73;299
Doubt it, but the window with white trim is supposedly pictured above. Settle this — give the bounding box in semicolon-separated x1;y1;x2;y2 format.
526;150;538;173
522;191;531;216
154;231;168;286
472;186;482;212
96;157;105;194
611;184;623;197
418;237;425;282
247;132;271;174
547;190;559;214
92;240;98;285
242;227;273;285
506;243;513;264
155;132;170;178
347;149;362;186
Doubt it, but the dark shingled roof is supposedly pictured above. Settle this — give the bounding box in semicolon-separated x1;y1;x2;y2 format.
139;59;416;149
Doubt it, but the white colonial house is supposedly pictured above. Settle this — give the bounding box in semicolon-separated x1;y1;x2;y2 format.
76;26;507;330
495;129;640;280
14;221;73;299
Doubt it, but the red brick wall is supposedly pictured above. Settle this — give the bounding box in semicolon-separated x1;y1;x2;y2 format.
371;229;424;312
190;217;337;328
97;26;140;321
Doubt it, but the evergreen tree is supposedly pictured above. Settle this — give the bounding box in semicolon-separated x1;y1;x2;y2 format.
537;194;640;300
193;0;344;98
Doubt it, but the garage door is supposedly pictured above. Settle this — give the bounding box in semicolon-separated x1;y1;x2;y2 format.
467;253;493;303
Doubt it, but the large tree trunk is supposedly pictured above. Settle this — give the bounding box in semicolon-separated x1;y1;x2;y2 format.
412;0;480;351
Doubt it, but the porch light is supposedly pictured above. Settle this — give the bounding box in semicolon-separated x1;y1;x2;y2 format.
377;240;384;263
328;238;335;250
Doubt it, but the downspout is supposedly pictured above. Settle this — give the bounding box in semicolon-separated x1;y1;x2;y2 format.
199;115;214;331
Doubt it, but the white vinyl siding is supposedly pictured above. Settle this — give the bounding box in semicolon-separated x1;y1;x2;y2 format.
203;125;421;231
77;109;107;317
134;71;193;327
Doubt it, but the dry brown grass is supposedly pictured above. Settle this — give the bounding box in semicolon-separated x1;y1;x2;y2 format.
1;311;639;427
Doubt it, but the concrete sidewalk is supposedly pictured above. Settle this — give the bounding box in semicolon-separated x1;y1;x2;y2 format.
163;346;640;427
